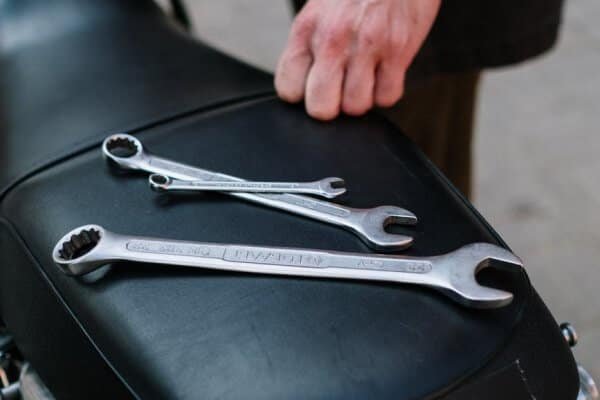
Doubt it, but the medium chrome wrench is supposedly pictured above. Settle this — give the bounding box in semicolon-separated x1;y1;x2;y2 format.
53;225;521;309
102;134;417;251
148;174;347;199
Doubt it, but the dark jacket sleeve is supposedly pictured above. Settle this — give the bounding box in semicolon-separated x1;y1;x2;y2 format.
408;0;564;82
291;0;564;83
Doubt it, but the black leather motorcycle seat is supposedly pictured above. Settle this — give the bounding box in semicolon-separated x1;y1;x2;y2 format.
0;98;577;400
0;1;578;399
0;0;272;197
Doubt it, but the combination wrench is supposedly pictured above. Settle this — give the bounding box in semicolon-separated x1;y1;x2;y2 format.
102;134;417;251
53;225;521;309
148;174;347;199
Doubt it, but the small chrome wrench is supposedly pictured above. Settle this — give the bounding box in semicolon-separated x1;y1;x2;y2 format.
102;134;417;251
148;174;347;199
53;225;522;309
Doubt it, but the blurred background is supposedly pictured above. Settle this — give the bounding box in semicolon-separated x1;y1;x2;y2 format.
177;0;600;376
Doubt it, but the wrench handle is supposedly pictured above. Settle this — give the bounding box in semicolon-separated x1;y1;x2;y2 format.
122;239;435;285
136;153;414;250
142;155;229;182
153;177;342;199
103;134;414;251
143;155;354;221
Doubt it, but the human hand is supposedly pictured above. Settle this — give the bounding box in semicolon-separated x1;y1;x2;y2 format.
275;0;440;120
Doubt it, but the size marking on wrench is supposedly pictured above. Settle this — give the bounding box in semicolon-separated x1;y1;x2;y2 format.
102;134;417;251
148;174;347;199
125;239;430;272
53;225;522;309
126;240;220;258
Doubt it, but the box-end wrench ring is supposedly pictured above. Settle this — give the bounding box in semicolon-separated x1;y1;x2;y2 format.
102;134;417;251
53;225;521;309
148;174;347;199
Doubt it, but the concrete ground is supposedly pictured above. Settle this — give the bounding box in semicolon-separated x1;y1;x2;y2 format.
184;0;600;378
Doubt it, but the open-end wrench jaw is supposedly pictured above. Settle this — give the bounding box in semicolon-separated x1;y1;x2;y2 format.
349;206;418;251
432;243;523;309
318;177;347;198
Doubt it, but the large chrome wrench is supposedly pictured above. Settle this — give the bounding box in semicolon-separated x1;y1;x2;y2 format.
53;225;521;309
102;134;417;251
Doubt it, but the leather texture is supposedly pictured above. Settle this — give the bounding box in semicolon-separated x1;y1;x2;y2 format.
0;0;273;198
0;99;578;399
0;0;579;399
0;219;135;399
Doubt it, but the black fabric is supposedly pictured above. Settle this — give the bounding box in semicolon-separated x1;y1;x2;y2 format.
290;0;563;83
0;0;273;198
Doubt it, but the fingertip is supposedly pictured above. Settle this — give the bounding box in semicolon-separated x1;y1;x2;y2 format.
274;47;312;104
275;75;304;103
341;59;376;117
277;91;304;104
374;65;405;108
374;90;403;108
341;99;371;116
306;102;340;121
304;64;344;121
